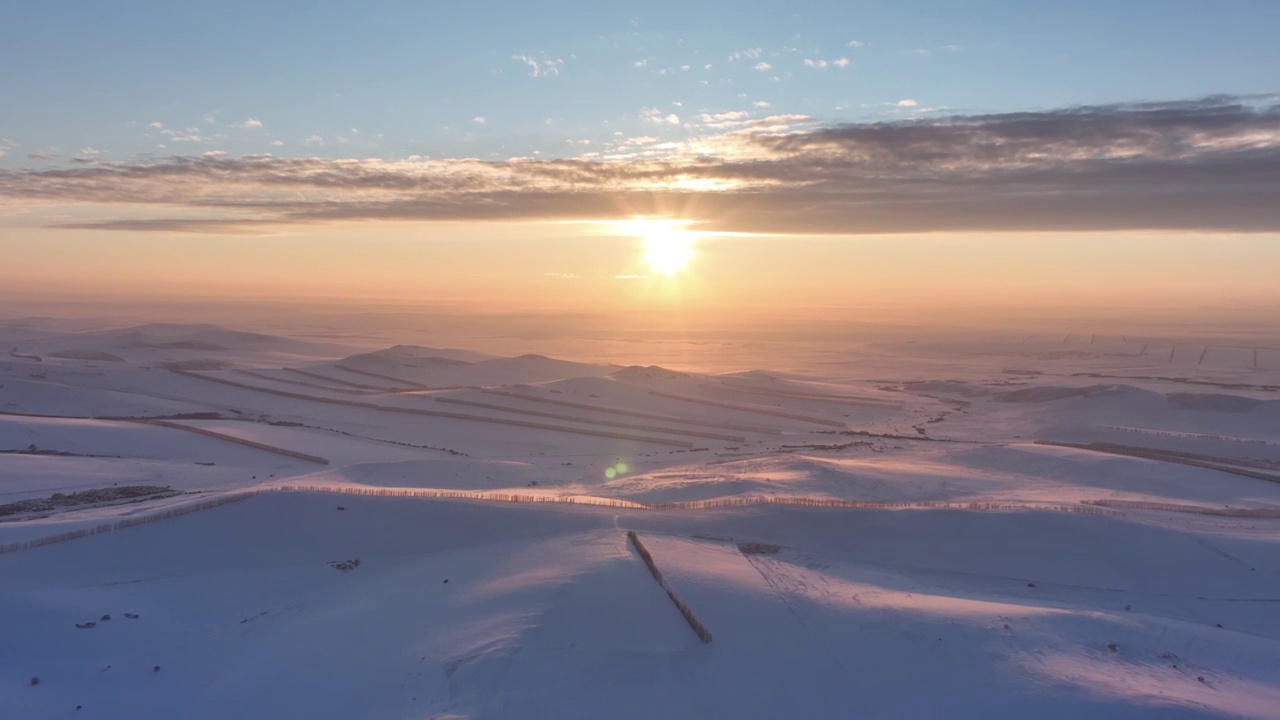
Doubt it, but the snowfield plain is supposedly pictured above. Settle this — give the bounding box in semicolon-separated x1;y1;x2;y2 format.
1;316;1278;719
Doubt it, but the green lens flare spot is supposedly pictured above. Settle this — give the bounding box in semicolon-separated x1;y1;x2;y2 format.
605;467;617;479
615;462;629;474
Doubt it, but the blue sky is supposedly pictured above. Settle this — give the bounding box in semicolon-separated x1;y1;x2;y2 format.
3;1;1278;164
1;2;1278;307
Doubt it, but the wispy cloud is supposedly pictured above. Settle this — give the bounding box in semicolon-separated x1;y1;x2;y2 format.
6;96;1279;236
804;58;851;70
513;54;564;77
695;110;754;129
238;118;263;129
473;116;487;125
149;123;210;143
640;108;681;125
847;40;866;48
752;61;772;71
897;99;918;107
71;147;104;163
729;48;763;62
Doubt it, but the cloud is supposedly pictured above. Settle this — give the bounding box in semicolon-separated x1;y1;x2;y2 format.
153;125;209;143
27;150;57;160
753;101;771;108
238;118;263;129
202;150;228;158
270;140;284;147
303;135;323;147
71;147;104;163
513;54;564;77
912;49;931;56
5;95;1279;236
752;62;772;71
897;99;918;107
804;57;850;70
847;40;866;48
632;59;647;68
729;48;763;62
473;116;487;125
695;110;754;129
641;108;681;125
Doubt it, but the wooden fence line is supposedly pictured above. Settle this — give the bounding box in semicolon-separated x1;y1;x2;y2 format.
697;380;904;408
235;369;375;395
1083;499;1280;518
0;485;1148;557
1100;426;1280;447
627;531;713;643
1037;441;1280;484
0;492;258;555
646;389;846;428
268;485;1124;515
283;367;409;392
478;389;783;436
169;369;694;448
332;364;436;391
129;420;331;465
434;396;746;443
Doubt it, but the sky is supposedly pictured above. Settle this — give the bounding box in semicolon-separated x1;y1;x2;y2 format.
1;1;1278;317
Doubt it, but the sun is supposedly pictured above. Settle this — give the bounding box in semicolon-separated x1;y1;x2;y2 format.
643;230;695;275
612;218;696;275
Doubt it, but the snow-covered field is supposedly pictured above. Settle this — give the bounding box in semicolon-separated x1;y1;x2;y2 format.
2;316;1278;718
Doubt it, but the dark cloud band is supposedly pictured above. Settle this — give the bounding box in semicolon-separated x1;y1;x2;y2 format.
3;95;1278;234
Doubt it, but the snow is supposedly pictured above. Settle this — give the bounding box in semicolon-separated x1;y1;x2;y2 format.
2;317;1278;718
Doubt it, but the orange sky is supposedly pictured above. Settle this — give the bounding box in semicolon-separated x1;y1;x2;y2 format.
4;218;1279;316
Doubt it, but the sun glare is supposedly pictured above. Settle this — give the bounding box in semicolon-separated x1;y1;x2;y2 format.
610;218;696;275
644;231;694;275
